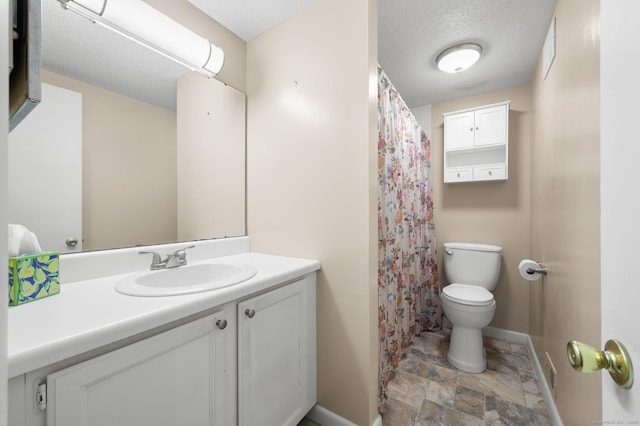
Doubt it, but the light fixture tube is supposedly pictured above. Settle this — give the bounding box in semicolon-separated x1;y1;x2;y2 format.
58;0;224;78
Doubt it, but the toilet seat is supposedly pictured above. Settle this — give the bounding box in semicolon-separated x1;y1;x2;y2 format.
442;284;494;307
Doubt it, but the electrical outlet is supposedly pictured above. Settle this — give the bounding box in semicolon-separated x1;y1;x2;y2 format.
545;352;558;399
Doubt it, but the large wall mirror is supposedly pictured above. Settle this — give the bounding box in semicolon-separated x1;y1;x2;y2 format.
8;1;246;254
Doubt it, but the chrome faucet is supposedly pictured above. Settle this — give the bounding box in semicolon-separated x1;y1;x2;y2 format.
139;245;195;270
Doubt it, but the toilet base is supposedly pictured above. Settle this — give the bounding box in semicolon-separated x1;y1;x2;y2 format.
447;325;487;373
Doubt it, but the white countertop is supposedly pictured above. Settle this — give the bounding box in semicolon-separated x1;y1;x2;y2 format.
8;252;320;378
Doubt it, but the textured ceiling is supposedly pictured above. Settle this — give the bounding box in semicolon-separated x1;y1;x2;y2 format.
41;0;320;110
42;0;557;112
378;0;557;107
187;0;319;41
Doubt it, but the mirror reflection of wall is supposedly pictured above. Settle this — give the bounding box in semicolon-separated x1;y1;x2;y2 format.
7;0;247;254
177;72;246;243
9;69;246;253
46;70;178;252
10;0;246;252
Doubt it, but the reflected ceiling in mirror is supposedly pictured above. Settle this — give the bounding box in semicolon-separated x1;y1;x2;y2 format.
42;0;186;110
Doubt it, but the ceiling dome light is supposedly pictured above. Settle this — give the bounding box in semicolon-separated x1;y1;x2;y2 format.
436;43;482;73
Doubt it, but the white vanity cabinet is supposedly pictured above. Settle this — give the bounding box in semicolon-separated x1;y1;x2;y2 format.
45;310;233;426
443;101;510;183
237;276;317;426
8;271;317;426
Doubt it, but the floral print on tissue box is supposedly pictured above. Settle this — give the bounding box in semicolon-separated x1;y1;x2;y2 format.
8;252;60;306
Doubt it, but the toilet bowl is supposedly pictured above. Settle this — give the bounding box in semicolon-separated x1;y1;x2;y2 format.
442;242;502;373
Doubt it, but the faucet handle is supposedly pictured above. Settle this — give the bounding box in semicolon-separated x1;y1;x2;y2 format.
164;245;195;268
139;251;164;269
173;245;195;259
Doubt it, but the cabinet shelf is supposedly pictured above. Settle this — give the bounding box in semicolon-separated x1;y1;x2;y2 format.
446;142;506;154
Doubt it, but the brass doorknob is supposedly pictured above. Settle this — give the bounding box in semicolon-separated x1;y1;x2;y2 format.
567;339;634;388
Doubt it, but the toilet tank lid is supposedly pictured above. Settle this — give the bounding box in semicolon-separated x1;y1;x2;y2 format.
443;242;503;252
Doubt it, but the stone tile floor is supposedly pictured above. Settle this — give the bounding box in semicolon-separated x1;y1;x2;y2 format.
382;330;552;425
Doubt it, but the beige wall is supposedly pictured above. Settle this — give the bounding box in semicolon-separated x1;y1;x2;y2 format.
177;73;246;240
529;0;601;423
43;71;178;251
246;0;379;423
146;0;247;92
431;84;532;333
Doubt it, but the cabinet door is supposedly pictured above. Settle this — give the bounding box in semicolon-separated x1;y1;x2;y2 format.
238;277;316;426
46;312;232;426
444;111;475;150
474;104;507;146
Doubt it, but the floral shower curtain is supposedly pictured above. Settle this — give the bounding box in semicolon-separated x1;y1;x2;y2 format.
377;67;442;410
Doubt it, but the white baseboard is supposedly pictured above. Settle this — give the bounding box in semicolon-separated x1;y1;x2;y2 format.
483;327;563;426
482;325;529;344
305;405;381;426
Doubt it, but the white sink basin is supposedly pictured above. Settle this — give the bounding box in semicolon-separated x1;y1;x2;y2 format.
115;262;257;297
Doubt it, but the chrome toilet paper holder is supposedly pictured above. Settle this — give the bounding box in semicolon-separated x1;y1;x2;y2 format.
526;263;548;276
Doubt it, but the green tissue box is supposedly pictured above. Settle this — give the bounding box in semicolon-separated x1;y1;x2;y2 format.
8;252;60;306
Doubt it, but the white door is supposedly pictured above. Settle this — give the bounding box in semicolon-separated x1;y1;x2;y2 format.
601;0;640;421
237;277;316;426
8;83;82;253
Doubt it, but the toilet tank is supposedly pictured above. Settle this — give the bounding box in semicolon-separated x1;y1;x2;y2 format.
443;242;502;290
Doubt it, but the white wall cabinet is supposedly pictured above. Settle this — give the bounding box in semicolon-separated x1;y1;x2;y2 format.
443;101;510;183
8;274;317;426
238;277;316;426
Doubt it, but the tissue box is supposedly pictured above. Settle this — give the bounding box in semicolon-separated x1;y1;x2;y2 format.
8;252;60;306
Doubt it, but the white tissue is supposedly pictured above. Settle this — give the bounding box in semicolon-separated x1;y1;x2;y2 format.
8;224;42;257
519;259;543;281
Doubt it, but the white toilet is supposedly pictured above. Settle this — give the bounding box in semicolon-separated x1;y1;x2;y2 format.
441;242;502;373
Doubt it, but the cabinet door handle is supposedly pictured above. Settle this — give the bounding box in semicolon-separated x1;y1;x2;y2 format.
216;319;227;329
245;309;256;318
489;171;493;176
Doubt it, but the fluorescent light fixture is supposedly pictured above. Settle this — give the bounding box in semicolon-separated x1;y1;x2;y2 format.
57;0;224;78
436;43;482;73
